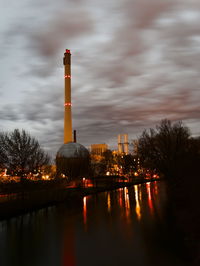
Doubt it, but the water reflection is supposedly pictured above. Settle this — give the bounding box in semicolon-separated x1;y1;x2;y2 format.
134;185;141;220
0;181;186;266
107;193;111;212
83;196;87;227
146;182;154;214
62;224;76;266
124;187;130;222
118;188;123;207
154;181;158;195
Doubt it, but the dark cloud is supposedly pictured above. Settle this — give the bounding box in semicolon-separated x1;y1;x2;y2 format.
0;105;23;121
28;10;93;58
1;0;200;156
2;0;94;79
123;0;173;29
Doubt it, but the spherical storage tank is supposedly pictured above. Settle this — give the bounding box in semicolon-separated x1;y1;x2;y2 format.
56;142;90;179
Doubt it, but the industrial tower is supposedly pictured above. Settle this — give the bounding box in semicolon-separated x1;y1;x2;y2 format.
56;49;90;179
63;49;73;143
118;134;129;154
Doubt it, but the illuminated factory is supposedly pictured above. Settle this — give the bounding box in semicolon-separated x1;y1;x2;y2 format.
90;144;108;161
56;49;89;178
91;144;108;156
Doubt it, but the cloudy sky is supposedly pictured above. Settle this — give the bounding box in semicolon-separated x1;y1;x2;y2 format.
1;0;200;156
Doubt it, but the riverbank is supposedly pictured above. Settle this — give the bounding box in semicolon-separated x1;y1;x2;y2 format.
0;177;159;220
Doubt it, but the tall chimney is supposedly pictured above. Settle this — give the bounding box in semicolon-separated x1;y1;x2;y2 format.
118;134;123;154
63;49;73;143
124;134;129;154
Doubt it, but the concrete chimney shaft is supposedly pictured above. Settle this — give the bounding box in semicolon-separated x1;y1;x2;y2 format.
118;134;123;154
118;134;129;154
124;134;129;154
63;49;73;143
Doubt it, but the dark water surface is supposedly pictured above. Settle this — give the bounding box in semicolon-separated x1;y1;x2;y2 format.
0;181;187;266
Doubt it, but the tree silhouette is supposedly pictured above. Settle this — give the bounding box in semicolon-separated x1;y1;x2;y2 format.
0;129;50;177
101;150;114;173
138;119;190;178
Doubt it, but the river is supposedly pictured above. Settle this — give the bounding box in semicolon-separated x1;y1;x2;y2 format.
0;181;187;266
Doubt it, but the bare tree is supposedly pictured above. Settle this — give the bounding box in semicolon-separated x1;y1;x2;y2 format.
138;119;190;178
0;132;8;169
0;129;50;177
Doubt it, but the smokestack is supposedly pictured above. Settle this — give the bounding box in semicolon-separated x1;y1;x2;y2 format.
124;134;129;154
73;130;77;143
63;49;73;143
118;134;123;154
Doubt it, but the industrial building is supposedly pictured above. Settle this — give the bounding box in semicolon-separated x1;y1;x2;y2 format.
91;144;108;156
90;144;108;162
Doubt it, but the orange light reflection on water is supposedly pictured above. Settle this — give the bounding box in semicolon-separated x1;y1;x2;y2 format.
107;193;111;212
154;181;158;195
118;188;123;207
134;185;141;220
124;187;131;222
146;182;153;213
83;196;87;227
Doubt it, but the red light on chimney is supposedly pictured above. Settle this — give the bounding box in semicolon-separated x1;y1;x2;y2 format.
66;49;70;54
64;75;71;78
64;102;72;106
